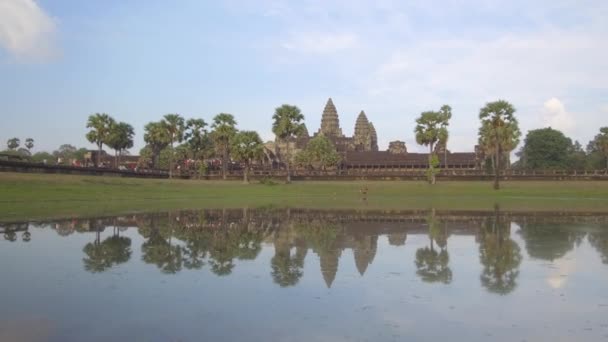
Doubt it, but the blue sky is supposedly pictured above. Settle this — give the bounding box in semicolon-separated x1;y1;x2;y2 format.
1;0;607;154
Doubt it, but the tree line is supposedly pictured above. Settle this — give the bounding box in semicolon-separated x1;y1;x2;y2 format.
413;100;608;189
3;99;607;188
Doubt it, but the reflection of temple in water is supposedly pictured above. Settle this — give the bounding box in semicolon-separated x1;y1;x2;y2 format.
4;209;608;289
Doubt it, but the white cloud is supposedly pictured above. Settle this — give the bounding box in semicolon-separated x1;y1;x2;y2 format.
0;0;57;61
281;32;358;54
541;98;575;132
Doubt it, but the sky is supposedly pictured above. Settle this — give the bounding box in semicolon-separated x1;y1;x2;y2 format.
1;0;607;155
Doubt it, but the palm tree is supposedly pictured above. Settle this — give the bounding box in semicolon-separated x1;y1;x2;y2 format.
25;138;34;153
7;137;20;150
86;113;116;167
185;118;213;178
478;100;521;190
231;131;264;183
211;113;238;180
106;122;135;168
272;104;305;183
160;114;185;178
478;208;522;295
414;210;452;284
414;105;451;184
143;121;170;169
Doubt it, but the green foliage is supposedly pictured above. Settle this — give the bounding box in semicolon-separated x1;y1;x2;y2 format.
272;104;305;183
478;100;521;189
521;127;573;169
161;114;186;177
426;154;440;183
414;105;451;184
259;177;277;186
24;138;34;151
86;113;115;166
143;121;170;168
587;127;608;169
211;113;238;179
231;131;264;182
295;135;340;170
185;118;213;160
31;151;56;164
106;122;135;154
7;137;20;150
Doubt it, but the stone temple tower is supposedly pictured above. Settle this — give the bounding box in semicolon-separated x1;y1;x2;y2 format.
353;110;372;150
368;122;378;151
353;111;379;151
318;98;344;137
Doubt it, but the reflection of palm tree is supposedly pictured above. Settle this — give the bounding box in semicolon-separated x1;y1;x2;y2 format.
271;250;304;287
588;229;608;264
4;230;17;242
478;209;522;295
83;229;109;273
83;229;132;273
141;226;183;274
414;210;452;284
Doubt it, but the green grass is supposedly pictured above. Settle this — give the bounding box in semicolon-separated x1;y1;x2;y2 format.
1;172;608;222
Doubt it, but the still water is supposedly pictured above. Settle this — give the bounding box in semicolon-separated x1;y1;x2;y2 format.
1;209;608;342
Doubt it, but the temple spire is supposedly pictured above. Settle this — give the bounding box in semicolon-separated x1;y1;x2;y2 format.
318;97;344;137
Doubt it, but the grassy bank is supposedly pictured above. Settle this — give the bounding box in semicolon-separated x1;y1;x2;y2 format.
1;172;608;222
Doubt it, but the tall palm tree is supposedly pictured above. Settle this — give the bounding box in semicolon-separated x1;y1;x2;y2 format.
106;122;135;168
211;113;238;180
143;121;170;169
86;113;115;167
478;100;521;190
231;131;264;183
24;138;34;153
161;114;185;178
185;118;213;178
272;104;305;183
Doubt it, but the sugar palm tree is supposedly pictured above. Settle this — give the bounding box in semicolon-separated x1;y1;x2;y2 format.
161;114;185;178
25;138;34;153
272;104;305;183
211;113;238;180
106;122;135;168
414;105;451;184
86;113;116;167
231;131;264;183
143;121;170;169
478;100;521;190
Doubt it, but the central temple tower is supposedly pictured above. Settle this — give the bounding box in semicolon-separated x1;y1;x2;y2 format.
318;98;344;137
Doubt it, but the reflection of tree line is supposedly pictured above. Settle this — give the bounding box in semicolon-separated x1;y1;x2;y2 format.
2;209;608;293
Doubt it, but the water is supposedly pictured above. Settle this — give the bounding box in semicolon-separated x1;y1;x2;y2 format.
1;209;608;341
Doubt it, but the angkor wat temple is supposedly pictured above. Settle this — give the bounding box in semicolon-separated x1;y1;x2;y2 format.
269;98;483;170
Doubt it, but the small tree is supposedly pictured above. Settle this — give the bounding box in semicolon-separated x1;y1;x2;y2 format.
161;114;185;178
86;113;115;167
478;100;521;190
295;135;340;170
25;138;34;152
414;105;451;185
272;104;305;183
7;137;20;150
231;131;264;183
211;113;238;180
106;122;135;168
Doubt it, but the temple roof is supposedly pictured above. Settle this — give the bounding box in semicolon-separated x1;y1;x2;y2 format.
342;151;477;166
